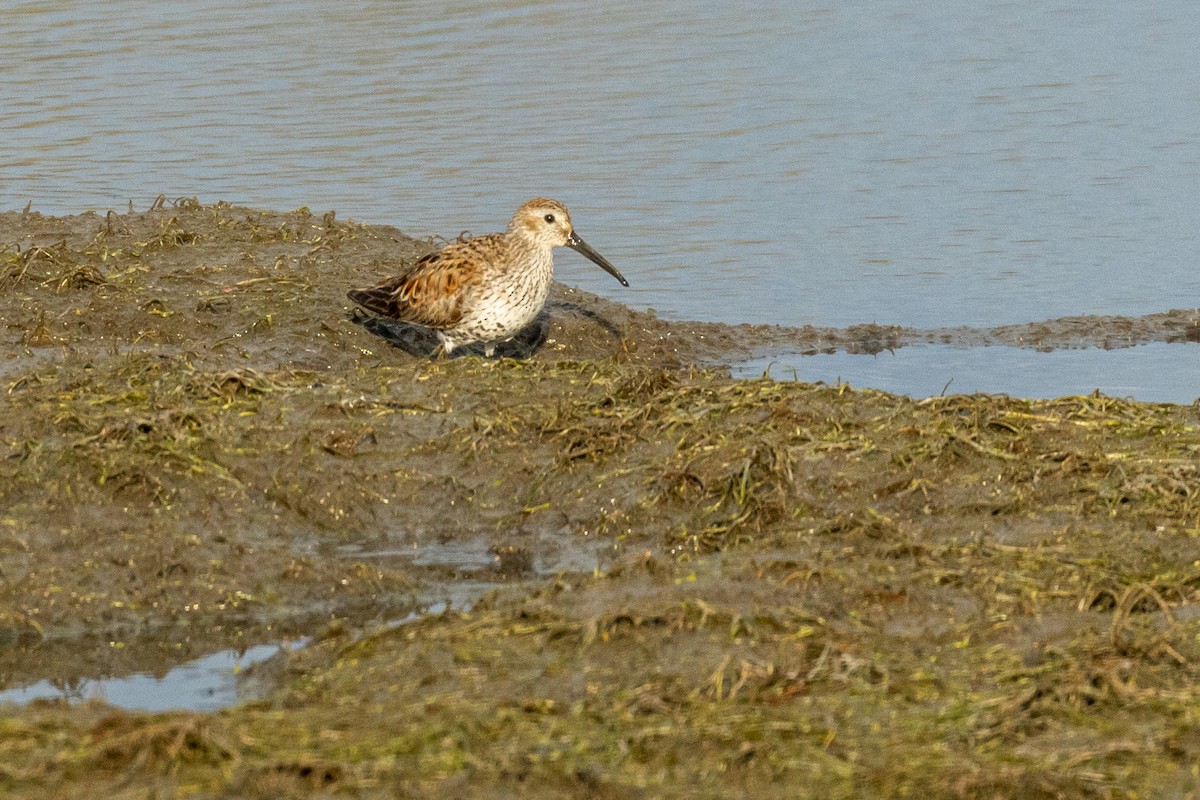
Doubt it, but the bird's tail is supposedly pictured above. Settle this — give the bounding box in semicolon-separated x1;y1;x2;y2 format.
347;281;401;317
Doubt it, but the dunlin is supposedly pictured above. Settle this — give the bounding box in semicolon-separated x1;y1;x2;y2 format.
348;198;628;357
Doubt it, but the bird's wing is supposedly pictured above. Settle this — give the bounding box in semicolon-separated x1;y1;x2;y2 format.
347;240;492;328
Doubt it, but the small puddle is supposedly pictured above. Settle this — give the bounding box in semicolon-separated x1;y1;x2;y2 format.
0;639;308;712
0;597;462;713
1;535;605;713
733;341;1200;404
344;532;607;576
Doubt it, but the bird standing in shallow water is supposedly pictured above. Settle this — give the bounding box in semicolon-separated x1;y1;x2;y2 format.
347;198;628;357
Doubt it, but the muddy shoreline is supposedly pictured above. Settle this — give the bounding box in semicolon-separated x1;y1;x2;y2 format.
4;200;1200;798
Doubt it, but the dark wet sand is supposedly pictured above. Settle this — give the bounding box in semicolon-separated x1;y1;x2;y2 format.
3;200;1200;798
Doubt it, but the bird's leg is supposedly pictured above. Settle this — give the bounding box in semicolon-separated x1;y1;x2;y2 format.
433;332;456;360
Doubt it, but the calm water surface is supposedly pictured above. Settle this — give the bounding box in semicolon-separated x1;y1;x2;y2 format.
0;642;297;712
736;342;1200;405
3;1;1200;394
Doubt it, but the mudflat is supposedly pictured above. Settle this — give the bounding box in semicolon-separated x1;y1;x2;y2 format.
3;199;1200;798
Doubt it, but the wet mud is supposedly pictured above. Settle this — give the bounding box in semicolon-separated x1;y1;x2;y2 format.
4;199;1200;798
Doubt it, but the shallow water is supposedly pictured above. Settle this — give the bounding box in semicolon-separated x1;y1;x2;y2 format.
0;533;601;712
0;640;304;712
734;341;1200;405
4;1;1199;338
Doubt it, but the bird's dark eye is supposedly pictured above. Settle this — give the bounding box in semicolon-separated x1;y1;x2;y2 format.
544;214;555;224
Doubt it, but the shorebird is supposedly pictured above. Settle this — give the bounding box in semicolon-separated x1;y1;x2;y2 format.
348;198;628;357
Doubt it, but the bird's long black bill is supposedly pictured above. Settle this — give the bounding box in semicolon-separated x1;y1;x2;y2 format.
568;231;629;287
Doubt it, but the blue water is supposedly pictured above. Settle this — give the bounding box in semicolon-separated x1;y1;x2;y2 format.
0;642;300;712
734;341;1200;405
3;1;1199;337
